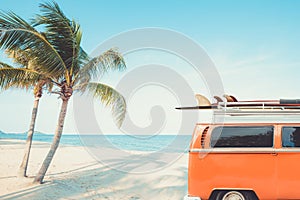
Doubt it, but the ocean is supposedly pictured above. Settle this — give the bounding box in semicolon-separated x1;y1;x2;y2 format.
0;132;191;153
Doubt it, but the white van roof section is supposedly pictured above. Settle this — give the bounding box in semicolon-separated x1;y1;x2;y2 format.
177;94;300;123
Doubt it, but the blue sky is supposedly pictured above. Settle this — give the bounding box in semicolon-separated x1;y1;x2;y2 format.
1;0;300;133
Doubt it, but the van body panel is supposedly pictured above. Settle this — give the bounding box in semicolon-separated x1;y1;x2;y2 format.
187;123;300;200
277;152;300;198
188;152;277;199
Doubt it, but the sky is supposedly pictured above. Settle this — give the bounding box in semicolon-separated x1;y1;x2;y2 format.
0;0;300;134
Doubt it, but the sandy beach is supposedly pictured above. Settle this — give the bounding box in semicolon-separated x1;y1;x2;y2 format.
0;139;188;200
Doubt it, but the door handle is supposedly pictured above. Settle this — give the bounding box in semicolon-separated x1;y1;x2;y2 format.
271;152;278;156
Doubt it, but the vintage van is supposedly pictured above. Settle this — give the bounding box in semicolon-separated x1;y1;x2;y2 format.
181;96;300;200
185;122;300;200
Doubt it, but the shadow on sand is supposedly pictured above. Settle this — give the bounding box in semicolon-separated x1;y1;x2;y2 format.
0;153;188;200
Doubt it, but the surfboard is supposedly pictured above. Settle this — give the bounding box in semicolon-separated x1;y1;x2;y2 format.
176;94;300;110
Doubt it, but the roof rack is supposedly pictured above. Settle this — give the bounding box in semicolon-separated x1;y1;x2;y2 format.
176;94;300;116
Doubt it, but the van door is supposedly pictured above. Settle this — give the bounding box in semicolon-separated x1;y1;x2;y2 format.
277;126;300;199
208;125;277;199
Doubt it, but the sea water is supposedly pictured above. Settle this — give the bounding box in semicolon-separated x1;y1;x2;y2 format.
0;132;191;153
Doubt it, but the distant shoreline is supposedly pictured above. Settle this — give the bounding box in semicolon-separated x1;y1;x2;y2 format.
0;133;191;153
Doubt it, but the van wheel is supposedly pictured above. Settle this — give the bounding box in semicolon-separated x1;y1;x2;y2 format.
221;191;245;200
211;190;258;200
215;191;246;200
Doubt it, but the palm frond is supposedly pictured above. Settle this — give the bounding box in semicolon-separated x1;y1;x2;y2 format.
34;1;83;83
76;48;126;84
86;82;126;127
0;11;67;79
77;47;90;68
0;61;13;69
5;48;35;68
69;27;84;78
0;63;42;90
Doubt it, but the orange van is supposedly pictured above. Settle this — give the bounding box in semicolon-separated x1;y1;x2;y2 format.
181;95;300;200
184;121;300;200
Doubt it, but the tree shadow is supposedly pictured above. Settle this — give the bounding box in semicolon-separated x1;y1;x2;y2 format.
0;152;188;200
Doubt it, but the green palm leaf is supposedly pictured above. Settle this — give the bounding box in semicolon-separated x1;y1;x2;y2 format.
5;49;29;67
0;11;67;80
86;82;126;127
34;1;84;81
0;62;43;90
5;48;38;69
77;48;126;84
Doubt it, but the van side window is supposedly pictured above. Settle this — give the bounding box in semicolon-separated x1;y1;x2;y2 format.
282;127;300;147
201;127;209;148
211;126;274;148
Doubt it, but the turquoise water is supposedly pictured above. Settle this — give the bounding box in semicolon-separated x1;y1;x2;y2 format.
0;132;191;152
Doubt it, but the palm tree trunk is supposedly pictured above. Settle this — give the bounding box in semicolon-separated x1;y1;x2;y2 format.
33;99;69;184
19;97;40;177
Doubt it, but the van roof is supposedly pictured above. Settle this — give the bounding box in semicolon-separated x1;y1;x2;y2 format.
196;122;300;126
197;113;300;125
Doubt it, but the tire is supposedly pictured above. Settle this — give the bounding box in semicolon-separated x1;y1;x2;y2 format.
221;191;244;200
214;190;257;200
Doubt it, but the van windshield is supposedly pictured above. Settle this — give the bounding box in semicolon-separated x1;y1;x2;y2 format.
211;126;274;148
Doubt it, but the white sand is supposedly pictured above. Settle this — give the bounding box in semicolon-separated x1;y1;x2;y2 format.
0;139;188;200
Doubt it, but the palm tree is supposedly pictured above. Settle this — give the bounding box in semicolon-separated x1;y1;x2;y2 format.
0;8;61;179
0;1;126;184
0;54;52;177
